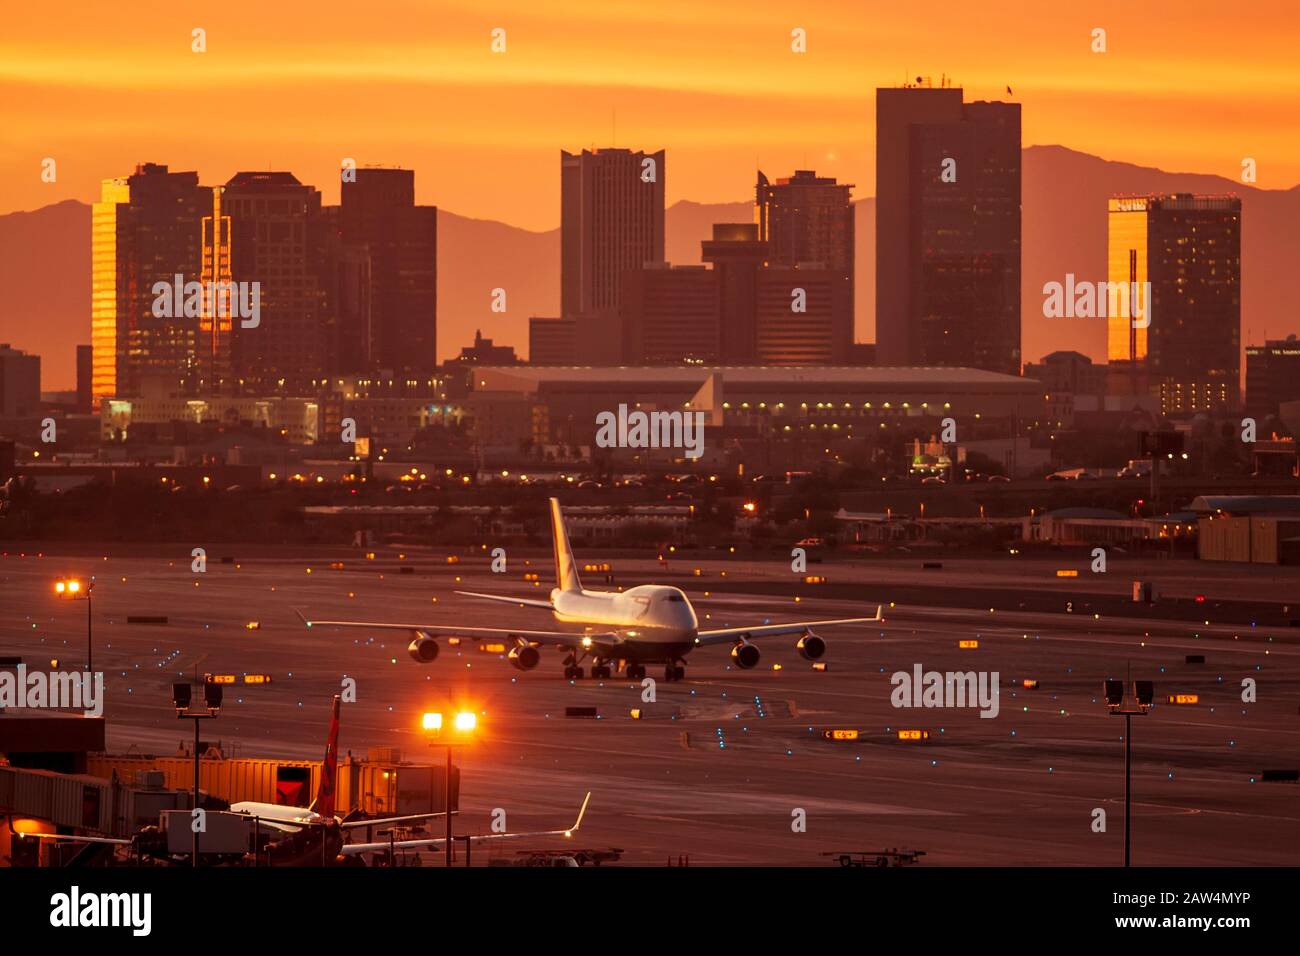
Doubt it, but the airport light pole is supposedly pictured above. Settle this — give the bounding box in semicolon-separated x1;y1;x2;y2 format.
54;578;94;673
423;710;477;867
175;681;223;867
1103;679;1153;867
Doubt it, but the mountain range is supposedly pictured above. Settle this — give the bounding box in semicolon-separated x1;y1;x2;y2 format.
3;145;1297;391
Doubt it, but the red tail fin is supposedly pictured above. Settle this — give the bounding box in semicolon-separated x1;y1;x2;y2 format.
312;695;341;819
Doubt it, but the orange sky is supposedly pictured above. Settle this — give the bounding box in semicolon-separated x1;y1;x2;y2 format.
2;0;1298;230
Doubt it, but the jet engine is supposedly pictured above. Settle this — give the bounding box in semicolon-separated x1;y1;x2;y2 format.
407;633;440;663
796;632;826;661
508;644;541;671
731;640;761;669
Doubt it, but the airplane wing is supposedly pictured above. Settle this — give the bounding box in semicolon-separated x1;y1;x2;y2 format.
693;610;882;647
455;590;555;610
338;792;591;857
295;608;624;649
17;832;133;845
339;811;458;830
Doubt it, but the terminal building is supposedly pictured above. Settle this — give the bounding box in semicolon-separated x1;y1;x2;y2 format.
466;365;1043;470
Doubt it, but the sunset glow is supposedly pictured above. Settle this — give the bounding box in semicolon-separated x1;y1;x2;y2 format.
3;0;1298;228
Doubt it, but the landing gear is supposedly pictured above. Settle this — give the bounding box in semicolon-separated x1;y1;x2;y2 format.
591;662;612;679
563;649;589;680
663;662;686;682
626;663;646;681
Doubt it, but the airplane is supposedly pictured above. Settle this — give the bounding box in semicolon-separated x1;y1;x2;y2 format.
228;695;591;862
20;696;591;865
298;497;882;682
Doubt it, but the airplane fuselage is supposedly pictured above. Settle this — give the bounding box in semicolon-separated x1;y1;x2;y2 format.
229;802;324;831
550;584;698;662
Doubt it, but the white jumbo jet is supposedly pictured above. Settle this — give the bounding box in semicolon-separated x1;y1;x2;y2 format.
298;497;881;682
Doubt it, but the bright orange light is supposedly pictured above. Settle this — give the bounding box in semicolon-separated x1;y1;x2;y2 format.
742;502;757;512
422;712;443;731
54;581;65;594
454;711;477;732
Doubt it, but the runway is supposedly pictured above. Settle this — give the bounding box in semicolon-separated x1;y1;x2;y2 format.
2;546;1297;866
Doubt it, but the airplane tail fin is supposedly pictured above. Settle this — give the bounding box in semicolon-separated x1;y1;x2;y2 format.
310;695;341;818
568;792;592;835
549;498;583;593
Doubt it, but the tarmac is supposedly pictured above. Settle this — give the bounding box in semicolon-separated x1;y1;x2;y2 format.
2;546;1297;865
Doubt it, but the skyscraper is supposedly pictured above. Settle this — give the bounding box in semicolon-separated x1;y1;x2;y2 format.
1107;194;1241;414
0;344;40;418
196;185;234;393
528;317;576;366
316;204;371;377
756;169;854;312
75;344;92;413
701;223;768;364
621;264;719;364
1245;336;1300;418
561;148;665;320
875;85;1021;373
339;168;437;377
224;171;324;393
91;163;212;403
755;268;851;364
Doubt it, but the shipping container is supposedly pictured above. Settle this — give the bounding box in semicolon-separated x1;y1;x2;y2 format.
1198;516;1251;562
1251;518;1278;564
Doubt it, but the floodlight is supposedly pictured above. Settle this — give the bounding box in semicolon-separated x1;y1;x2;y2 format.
1133;681;1154;710
1104;680;1124;710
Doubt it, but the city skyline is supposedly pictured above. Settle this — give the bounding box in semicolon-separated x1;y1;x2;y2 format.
11;142;1297;392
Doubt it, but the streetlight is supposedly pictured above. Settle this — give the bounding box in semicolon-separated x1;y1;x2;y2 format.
175;681;223;866
422;709;477;867
55;578;94;673
1104;678;1153;867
